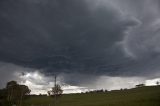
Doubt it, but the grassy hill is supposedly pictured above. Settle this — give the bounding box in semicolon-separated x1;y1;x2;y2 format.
24;86;160;106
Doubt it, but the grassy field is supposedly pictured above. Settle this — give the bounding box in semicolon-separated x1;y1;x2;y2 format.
24;86;160;106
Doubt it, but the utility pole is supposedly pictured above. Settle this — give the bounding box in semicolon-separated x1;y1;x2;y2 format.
54;75;57;106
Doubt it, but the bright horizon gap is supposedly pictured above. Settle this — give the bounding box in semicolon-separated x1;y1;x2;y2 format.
15;71;160;95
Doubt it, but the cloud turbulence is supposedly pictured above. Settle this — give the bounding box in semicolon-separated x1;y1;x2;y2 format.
0;0;160;93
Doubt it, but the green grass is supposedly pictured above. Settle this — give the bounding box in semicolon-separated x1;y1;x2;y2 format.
24;86;160;106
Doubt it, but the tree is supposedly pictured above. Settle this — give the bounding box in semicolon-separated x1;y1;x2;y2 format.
48;84;63;96
47;76;63;106
6;81;31;106
48;84;63;106
47;91;51;96
156;81;159;85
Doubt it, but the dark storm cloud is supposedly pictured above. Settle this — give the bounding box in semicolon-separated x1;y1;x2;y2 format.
0;0;160;81
0;0;138;76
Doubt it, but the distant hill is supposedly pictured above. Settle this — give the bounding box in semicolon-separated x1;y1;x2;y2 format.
24;86;160;106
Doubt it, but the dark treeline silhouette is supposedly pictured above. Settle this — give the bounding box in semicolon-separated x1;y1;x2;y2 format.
0;81;31;106
84;89;108;94
135;84;145;88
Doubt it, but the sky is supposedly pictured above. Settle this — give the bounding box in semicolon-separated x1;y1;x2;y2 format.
0;0;160;94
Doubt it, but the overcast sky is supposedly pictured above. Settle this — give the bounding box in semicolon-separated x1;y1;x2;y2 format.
0;0;160;94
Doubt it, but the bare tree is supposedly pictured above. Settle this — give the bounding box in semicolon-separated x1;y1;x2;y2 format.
50;84;63;96
47;76;63;106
